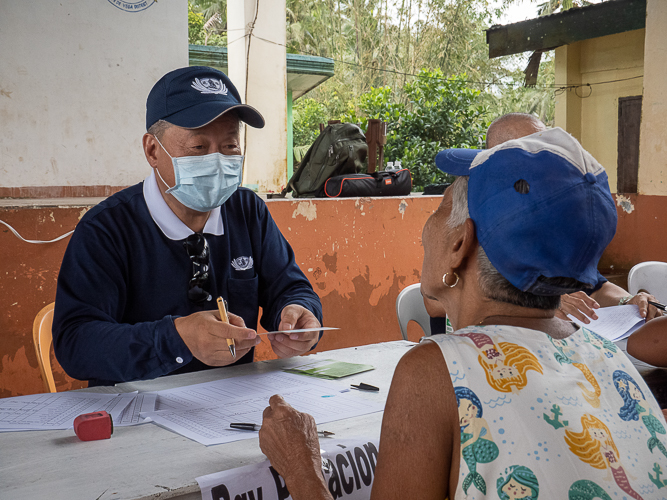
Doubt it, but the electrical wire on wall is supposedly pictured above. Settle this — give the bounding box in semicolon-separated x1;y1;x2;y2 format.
0;219;73;244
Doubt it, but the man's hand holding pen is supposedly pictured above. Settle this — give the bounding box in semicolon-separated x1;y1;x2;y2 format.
268;304;321;358
174;310;260;366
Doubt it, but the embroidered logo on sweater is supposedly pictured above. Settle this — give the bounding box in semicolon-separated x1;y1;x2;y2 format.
191;78;228;95
231;256;253;271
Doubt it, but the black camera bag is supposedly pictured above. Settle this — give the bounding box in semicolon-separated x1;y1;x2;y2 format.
323;169;412;198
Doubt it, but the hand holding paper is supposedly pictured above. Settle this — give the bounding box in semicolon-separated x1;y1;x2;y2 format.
568;305;645;342
269;305;322;358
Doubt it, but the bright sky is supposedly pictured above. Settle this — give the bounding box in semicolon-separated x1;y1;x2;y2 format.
497;0;606;25
497;0;540;24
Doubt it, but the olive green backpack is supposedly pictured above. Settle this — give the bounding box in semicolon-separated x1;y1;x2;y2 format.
280;123;368;198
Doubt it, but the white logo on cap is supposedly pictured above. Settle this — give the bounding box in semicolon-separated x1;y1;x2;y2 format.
191;78;228;95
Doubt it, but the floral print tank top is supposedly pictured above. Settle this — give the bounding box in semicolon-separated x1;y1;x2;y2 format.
424;325;667;500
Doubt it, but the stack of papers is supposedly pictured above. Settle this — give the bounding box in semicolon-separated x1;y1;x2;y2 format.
569;305;645;342
0;371;384;446
142;371;384;446
0;391;156;431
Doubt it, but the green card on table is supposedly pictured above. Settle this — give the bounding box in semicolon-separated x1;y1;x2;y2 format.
284;359;374;380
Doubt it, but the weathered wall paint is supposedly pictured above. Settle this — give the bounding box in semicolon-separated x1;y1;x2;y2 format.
0;0;188;191
0;196;439;397
554;30;645;194
598;194;667;272
3;193;663;397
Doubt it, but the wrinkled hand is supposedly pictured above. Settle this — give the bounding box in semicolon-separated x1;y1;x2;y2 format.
555;291;600;324
174;310;260;365
259;395;322;483
267;305;320;358
627;292;662;320
259;395;332;500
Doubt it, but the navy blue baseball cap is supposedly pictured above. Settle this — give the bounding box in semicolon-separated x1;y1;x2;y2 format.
435;128;617;295
146;66;265;130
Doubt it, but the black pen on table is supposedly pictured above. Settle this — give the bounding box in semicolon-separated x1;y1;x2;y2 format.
351;383;380;392
230;422;334;437
217;297;236;359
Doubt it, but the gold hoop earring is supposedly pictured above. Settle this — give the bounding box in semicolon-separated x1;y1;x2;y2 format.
442;272;460;288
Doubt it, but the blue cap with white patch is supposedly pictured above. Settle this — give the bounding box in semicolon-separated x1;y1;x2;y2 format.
435;127;617;295
146;66;265;130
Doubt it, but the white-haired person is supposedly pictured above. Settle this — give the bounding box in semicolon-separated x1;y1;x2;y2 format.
257;128;667;500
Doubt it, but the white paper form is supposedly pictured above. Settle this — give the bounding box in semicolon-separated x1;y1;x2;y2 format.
154;371;343;411
144;372;385;446
0;392;133;431
116;392;157;426
569;304;645;342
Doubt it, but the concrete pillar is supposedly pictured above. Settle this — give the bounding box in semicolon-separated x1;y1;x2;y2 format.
227;0;287;193
638;0;667;196
554;44;582;142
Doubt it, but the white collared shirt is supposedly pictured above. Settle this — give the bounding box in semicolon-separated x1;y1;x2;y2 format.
142;170;224;240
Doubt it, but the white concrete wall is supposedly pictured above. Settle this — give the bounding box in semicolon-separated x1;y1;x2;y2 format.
638;0;667;196
228;0;287;193
0;0;188;189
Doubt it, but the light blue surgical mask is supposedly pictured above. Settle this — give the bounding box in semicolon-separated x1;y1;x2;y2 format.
154;136;244;212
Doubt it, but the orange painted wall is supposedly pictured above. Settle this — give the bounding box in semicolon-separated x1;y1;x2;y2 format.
599;194;667;271
2;193;664;397
0;196;439;397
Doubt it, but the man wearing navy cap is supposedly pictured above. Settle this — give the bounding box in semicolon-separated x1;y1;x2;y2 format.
52;67;323;386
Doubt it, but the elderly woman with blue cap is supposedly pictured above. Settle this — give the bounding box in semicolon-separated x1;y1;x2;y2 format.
53;67;323;386
258;128;666;499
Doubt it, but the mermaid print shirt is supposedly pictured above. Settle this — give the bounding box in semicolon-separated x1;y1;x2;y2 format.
425;325;667;500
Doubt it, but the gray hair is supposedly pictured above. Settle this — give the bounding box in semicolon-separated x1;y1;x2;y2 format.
147;120;173;140
446;176;586;310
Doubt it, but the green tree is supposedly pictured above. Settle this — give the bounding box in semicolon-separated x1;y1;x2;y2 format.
292;98;329;148
188;1;227;46
340;69;489;189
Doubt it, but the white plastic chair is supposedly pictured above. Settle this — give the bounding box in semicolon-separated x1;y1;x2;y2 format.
396;283;432;340
627;261;667;303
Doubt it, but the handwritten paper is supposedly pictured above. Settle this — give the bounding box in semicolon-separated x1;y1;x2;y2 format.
143;372;384;446
569;305;645;342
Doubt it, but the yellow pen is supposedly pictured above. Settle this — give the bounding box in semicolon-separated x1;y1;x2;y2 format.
217;296;236;359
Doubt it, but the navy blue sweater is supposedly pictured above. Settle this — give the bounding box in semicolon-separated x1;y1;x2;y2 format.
53;184;322;386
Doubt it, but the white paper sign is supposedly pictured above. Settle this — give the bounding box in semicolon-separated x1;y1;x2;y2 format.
197;436;380;500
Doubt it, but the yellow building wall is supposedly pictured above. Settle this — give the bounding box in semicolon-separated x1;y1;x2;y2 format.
554;29;645;193
638;0;667;196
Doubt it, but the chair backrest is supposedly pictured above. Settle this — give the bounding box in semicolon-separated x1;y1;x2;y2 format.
395;283;431;340
627;261;667;303
32;302;56;393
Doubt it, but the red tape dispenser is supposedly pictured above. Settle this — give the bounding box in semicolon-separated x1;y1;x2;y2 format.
73;411;113;441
